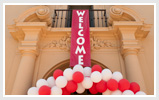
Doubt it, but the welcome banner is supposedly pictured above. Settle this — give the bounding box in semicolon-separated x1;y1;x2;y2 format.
70;10;91;67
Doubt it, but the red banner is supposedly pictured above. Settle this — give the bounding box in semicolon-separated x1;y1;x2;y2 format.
70;10;91;67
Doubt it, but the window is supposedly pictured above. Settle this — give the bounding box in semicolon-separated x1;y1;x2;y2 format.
52;6;107;28
66;5;94;27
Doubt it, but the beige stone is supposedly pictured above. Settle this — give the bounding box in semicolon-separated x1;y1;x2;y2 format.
5;5;154;95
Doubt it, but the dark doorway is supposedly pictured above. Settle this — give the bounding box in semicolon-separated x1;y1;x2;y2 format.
66;5;94;27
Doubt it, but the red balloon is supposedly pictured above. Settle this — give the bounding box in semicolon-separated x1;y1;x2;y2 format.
129;82;140;94
89;83;98;94
53;69;63;79
38;85;51;95
91;65;102;72
66;80;77;93
62;88;71;95
107;79;118;91
96;80;107;93
73;71;84;83
118;79;130;92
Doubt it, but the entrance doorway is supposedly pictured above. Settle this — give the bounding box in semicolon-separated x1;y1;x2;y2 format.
43;59;109;95
43;59;108;79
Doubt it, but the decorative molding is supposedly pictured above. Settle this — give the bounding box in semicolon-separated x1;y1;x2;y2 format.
121;49;139;58
90;36;117;50
14;6;52;26
8;22;47;41
113;21;152;39
42;36;71;51
8;24;25;41
36;6;52;26
108;5;145;26
42;35;117;51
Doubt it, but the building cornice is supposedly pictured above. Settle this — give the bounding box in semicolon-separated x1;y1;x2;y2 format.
113;21;152;39
7;5;152;54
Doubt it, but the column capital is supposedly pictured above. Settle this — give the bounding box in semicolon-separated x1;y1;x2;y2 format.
112;22;144;57
18;46;39;57
113;21;152;39
15;22;47;56
121;48;139;58
120;39;141;57
118;26;141;57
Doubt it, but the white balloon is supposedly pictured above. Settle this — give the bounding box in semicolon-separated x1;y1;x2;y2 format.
122;90;134;95
135;91;146;95
111;90;122;95
51;86;62;95
27;87;38;95
112;71;123;82
76;83;85;94
82;77;93;89
73;64;84;73
47;76;55;87
91;71;102;83
102;89;112;95
63;68;73;80
102;69;112;81
36;79;49;88
55;76;67;88
83;67;91;77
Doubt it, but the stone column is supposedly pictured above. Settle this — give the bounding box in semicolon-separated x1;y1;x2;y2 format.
122;49;147;92
11;50;37;95
119;27;147;93
11;27;42;95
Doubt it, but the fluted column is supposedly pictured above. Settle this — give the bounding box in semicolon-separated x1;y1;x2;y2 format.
119;27;147;93
11;25;44;95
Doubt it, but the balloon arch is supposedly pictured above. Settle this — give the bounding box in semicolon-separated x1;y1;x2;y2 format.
27;65;146;95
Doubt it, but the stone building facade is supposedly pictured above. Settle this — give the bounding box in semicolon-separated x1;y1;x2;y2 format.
5;5;154;95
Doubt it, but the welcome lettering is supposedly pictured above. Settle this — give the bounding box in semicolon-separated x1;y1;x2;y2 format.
70;10;91;67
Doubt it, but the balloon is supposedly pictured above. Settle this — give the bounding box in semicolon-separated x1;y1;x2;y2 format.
91;65;102;72
62;88;71;95
102;89;112;95
112;71;123;82
63;68;73;80
38;85;51;95
91;71;102;83
101;69;112;82
76;83;85;94
73;64;84;73
66;80;77;93
36;79;49;88
118;79;130;92
135;91;146;95
89;83;98;94
111;90;122;95
73;71;84;83
96;80;107;93
47;76;55;87
122;90;134;95
51;86;62;95
55;76;67;88
129;82;140;94
82;77;93;89
83;67;91;77
53;69;63;79
27;87;38;95
107;79;118;91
